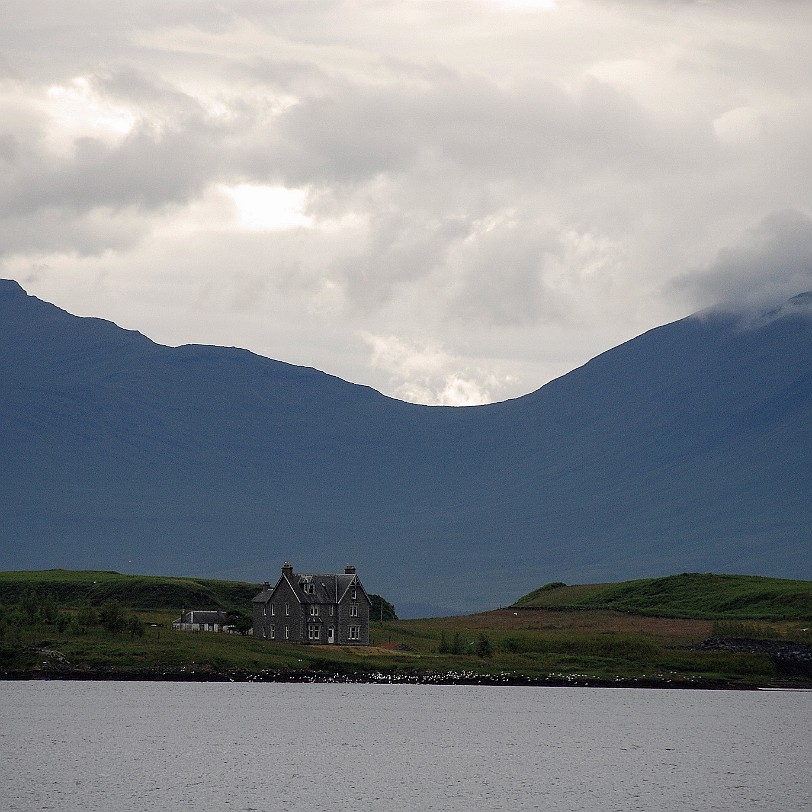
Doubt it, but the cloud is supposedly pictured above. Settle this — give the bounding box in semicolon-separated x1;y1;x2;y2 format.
1;0;811;402
359;331;510;405
671;210;812;312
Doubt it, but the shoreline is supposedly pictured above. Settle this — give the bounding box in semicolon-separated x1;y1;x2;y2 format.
0;667;783;690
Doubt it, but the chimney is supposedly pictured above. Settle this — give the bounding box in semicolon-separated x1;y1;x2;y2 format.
262;581;271;592
344;564;356;575
282;562;294;579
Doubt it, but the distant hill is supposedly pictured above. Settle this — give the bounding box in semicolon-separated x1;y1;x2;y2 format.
514;573;812;620
0;569;257;612
1;279;810;616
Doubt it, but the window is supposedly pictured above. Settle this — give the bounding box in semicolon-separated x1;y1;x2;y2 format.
309;605;319;616
308;624;320;640
329;605;334;616
271;604;275;616
351;588;357;599
284;626;289;640
350;604;358;617
348;626;360;640
262;627;267;638
303;582;315;594
269;625;275;640
263;605;267;616
285;603;290;616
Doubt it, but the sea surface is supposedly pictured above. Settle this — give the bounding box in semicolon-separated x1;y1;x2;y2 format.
0;681;808;811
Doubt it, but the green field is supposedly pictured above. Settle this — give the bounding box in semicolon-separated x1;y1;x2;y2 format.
514;573;812;620
1;570;810;688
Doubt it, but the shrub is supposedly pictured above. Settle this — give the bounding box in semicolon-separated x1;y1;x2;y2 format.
476;634;493;659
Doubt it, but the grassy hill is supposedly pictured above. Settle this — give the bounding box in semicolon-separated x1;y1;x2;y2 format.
513;573;812;620
0;570;259;612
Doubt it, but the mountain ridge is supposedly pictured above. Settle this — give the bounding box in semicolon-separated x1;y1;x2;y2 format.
1;279;810;616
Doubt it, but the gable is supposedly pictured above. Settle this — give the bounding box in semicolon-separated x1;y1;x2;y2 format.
254;566;373;608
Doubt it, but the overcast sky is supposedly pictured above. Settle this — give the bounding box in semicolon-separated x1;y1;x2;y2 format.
2;0;810;404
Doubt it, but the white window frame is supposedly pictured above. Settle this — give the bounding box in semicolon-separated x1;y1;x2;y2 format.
285;602;290;616
308;624;320;641
269;625;275;640
309;605;319;616
350;604;359;617
284;625;289;640
348;626;360;640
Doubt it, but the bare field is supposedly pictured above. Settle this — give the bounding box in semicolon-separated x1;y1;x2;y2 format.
402;608;714;642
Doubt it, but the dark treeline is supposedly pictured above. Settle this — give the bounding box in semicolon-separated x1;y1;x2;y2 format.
0;589;145;642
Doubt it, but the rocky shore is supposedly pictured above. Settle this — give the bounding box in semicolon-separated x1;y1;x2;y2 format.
0;662;781;689
696;637;812;679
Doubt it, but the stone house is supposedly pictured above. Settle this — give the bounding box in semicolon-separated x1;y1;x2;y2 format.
252;563;371;645
172;609;234;633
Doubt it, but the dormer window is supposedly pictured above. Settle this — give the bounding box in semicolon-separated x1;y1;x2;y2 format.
302;582;315;594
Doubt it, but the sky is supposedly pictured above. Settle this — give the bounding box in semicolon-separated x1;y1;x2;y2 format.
2;0;811;405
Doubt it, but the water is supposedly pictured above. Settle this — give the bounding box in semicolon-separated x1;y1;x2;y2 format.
0;682;808;811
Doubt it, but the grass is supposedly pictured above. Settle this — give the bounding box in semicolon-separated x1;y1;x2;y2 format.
513;573;812;620
0;569;258;612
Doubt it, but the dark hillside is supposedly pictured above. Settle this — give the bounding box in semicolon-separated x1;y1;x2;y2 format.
0;570;258;612
1;279;810;615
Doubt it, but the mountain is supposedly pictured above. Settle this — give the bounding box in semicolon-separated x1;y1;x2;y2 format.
1;279;810;616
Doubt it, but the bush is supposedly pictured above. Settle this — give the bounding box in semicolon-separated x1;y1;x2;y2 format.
476;634;493;659
502;635;529;654
99;600;127;633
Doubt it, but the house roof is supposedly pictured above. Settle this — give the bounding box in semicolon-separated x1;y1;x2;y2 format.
252;569;372;605
174;610;229;625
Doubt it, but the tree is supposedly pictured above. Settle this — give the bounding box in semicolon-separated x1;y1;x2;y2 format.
369;594;398;621
126;615;145;638
227;610;253;636
99;599;126;633
41;593;60;625
475;633;493;659
450;632;464;655
76;603;97;632
20;589;39;622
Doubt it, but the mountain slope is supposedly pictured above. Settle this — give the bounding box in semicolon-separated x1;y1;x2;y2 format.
1;279;810;615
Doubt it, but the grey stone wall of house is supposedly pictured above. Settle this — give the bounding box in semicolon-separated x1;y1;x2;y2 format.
252;563;372;645
336;584;370;645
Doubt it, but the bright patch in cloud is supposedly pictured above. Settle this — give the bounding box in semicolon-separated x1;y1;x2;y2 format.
223;184;312;231
45;77;135;146
489;0;557;10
